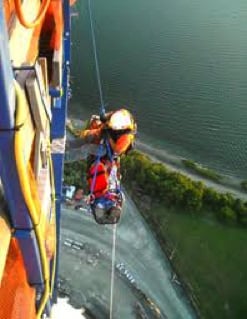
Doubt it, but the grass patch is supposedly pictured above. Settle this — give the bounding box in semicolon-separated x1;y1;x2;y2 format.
182;159;222;182
140;202;247;319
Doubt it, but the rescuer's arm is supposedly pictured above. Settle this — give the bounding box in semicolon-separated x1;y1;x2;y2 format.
81;126;103;143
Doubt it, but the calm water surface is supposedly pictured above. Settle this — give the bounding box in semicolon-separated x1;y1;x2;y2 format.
69;0;247;178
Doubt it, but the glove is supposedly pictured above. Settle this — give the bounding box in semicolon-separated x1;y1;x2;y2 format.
100;113;107;123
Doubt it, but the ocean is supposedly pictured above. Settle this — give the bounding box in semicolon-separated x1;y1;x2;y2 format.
69;0;247;179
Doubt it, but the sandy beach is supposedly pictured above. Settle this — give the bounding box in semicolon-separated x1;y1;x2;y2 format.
135;140;247;200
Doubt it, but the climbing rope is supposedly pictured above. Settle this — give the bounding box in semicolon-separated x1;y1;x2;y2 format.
87;0;112;198
14;0;51;28
110;224;117;319
14;81;50;319
87;0;105;116
87;3;119;318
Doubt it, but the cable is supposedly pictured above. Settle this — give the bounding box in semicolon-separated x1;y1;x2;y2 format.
87;6;118;317
14;0;51;28
14;81;50;319
87;0;105;116
47;142;57;297
110;224;117;319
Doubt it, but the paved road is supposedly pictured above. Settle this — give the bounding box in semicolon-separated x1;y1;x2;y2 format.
59;194;197;319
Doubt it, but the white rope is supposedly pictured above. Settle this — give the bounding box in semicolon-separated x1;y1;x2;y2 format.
88;0;105;113
87;3;117;317
109;224;117;319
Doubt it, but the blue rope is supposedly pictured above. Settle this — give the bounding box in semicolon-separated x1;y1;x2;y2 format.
90;141;105;196
105;138;113;161
88;0;105;116
89;138;116;198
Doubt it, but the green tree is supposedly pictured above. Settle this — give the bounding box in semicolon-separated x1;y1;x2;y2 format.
183;182;204;211
217;206;237;224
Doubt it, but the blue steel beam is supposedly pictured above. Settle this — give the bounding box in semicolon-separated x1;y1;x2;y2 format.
14;230;43;284
51;0;71;303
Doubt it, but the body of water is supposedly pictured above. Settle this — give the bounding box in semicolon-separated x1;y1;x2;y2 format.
69;0;247;178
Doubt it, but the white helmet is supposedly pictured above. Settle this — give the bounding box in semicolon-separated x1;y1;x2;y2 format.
108;109;135;131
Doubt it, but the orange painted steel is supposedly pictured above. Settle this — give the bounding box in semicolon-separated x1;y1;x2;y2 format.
0;238;36;319
3;0;15;25
42;0;63;50
14;0;51;28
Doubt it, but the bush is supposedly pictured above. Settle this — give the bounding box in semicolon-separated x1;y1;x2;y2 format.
241;180;247;192
234;199;247;226
217;206;237;224
64;150;247;227
63;160;87;189
122;150;246;227
182;159;222;182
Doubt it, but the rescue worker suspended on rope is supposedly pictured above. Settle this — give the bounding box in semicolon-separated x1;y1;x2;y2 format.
80;108;136;155
80;108;137;224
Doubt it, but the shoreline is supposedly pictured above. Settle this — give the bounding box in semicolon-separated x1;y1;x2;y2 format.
136;140;247;200
65;117;246;200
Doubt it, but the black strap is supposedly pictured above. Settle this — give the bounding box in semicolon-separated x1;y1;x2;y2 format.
0;123;24;132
